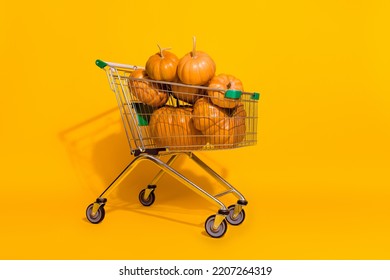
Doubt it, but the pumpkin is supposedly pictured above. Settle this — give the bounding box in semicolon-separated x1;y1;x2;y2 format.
145;44;179;82
171;76;204;104
208;74;243;109
193;98;246;146
177;37;216;85
149;106;206;150
128;69;168;107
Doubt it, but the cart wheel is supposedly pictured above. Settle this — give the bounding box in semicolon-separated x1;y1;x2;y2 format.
226;205;245;226
86;203;105;224
205;215;228;238
139;189;155;207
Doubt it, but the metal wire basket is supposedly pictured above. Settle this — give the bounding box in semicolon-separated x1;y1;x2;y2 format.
96;59;259;155
86;59;261;238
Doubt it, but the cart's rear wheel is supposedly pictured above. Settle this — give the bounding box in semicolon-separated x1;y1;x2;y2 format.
205;215;227;238
139;189;155;206
226;205;245;226
86;203;105;224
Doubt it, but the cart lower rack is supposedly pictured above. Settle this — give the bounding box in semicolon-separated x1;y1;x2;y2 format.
86;59;260;238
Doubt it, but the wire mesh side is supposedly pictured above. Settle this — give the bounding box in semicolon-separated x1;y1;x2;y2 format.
104;66;259;154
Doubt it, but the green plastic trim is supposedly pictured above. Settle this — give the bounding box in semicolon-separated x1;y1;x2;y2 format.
224;89;242;99
132;103;154;126
251;92;260;100
137;115;149;126
95;59;108;69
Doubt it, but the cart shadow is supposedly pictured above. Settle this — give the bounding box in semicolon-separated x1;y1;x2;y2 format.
60;108;233;229
59;107;130;195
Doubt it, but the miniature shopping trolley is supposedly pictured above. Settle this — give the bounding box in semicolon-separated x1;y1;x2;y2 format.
85;59;260;238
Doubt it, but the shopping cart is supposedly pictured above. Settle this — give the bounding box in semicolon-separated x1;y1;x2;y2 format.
85;59;260;238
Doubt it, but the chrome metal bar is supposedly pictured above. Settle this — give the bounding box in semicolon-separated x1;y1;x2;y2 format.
97;153;178;199
109;68;134;152
98;153;227;210
214;189;233;198
98;156;143;198
142;154;227;210
113;67;146;152
187;152;246;201
104;61;143;70
148;154;180;186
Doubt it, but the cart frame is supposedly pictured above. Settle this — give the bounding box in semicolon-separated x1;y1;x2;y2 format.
85;60;260;238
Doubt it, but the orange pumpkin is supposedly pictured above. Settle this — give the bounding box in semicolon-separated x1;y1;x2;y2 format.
177;37;216;85
128;69;168;107
171;76;204;104
145;45;179;82
193;98;246;146
149;106;206;150
208;74;243;109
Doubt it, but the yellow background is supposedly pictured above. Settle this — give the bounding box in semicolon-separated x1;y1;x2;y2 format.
1;0;389;259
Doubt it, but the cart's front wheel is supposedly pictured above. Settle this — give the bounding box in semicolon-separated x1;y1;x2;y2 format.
205;215;227;238
86;203;105;224
139;189;155;207
226;205;245;226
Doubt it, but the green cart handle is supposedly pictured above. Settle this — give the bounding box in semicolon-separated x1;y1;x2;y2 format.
224;90;260;100
96;59;108;69
251;92;260;100
95;59;144;70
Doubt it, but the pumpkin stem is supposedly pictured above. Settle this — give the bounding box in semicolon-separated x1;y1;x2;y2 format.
191;36;197;58
157;44;172;59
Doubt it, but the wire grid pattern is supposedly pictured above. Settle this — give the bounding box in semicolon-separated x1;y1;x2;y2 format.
105;66;258;154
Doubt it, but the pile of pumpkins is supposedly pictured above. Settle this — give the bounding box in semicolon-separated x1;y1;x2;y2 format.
129;37;246;150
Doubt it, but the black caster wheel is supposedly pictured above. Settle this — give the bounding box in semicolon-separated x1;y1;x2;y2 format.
86;203;105;224
139;189;155;206
226;205;245;226
205;215;228;238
